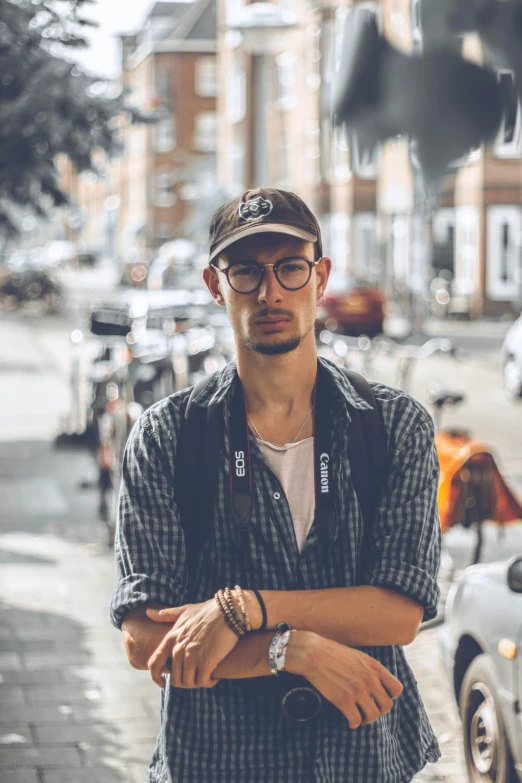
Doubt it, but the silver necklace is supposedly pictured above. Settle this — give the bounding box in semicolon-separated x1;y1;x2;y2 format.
247;406;314;444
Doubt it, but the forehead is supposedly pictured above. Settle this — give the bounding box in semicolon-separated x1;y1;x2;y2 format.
223;232;313;263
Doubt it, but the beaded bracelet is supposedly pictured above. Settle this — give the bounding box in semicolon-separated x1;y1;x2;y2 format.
215;590;245;637
224;587;248;635
215;589;247;637
234;585;252;632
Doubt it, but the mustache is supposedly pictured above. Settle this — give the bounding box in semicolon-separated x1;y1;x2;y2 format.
253;308;293;320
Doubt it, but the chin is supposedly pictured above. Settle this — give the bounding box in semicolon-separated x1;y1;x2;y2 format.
246;335;302;356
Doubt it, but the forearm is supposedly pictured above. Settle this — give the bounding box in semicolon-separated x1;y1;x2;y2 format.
121;605;173;670
211;630;309;680
242;586;424;647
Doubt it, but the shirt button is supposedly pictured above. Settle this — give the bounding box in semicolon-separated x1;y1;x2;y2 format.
273;492;281;500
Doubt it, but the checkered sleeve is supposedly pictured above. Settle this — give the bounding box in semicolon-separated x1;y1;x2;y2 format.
365;399;442;622
109;410;187;629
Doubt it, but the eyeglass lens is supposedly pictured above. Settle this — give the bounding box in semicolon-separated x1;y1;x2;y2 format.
228;260;311;293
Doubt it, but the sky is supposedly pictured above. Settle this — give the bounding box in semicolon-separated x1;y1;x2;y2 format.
71;0;190;79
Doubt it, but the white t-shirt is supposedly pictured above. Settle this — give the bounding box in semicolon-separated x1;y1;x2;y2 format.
256;437;315;554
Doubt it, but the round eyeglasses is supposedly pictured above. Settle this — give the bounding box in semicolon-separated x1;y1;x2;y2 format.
210;258;321;294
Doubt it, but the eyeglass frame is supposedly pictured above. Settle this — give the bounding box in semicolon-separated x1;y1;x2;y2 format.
208;257;323;294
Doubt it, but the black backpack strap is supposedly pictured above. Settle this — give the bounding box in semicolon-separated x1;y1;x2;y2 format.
343;369;390;579
174;373;223;598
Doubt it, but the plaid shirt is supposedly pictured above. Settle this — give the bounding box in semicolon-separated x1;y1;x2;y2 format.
110;359;442;783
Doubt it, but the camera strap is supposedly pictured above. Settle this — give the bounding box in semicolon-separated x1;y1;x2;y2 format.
227;361;336;585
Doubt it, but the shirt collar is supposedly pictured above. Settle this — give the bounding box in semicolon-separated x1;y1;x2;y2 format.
189;357;373;421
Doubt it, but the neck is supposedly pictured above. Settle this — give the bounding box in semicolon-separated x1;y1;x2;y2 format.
236;334;318;417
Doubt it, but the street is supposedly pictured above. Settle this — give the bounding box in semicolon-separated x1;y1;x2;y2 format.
1;288;522;783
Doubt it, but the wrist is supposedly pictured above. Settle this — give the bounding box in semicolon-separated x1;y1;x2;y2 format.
242;589;264;631
283;630;317;676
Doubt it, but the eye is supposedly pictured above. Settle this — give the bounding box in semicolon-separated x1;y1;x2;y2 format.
230;263;259;276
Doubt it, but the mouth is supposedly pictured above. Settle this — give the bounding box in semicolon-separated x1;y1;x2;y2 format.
255;317;291;333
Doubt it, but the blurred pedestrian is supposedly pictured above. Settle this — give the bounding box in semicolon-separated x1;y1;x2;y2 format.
110;188;442;783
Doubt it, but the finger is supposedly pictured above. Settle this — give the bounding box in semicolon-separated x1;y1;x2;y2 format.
357;696;380;725
381;671;404;700
148;639;174;687
146;607;182;623
343;702;363;730
371;686;394;716
170;647;185;689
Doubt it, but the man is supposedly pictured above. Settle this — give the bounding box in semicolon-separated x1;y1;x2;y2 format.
111;188;442;783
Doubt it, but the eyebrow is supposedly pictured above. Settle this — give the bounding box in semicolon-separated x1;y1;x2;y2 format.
225;255;310;265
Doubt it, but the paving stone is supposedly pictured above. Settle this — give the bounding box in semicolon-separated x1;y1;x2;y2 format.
22;652;93;669
1;640;55;652
0;705;76;727
0;652;23;671
0;727;33;746
0;771;39;783
0;685;27;704
43;770;132;783
35;720;159;746
0;745;81;768
83;741;154;767
0;670;62;686
72;699;152;723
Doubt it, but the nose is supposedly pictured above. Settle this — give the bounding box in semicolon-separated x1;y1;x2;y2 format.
257;265;283;305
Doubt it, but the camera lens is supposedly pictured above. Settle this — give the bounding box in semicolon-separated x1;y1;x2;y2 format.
280;686;323;722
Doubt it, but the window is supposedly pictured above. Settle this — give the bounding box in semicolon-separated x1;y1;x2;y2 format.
487;206;522;300
193;112;217;152
353;213;377;279
333;124;351;182
154;113;176;153
195;57;218;98
454;205;480;301
330;212;350;274
277;135;291;188
226;0;243;26
305;24;321;92
154;170;177;208
228;142;245;193
304;120;320;185
275;51;297;111
495;71;522;158
155;67;171;109
226;67;246;124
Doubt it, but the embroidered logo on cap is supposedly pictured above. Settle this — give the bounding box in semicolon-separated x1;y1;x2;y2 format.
238;197;273;222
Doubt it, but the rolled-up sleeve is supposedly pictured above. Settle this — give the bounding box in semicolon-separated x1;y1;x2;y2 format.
110;413;186;629
365;404;442;622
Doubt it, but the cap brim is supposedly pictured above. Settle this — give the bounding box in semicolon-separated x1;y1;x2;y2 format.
209;224;318;262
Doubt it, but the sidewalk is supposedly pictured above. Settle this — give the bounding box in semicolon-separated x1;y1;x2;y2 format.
0;443;160;783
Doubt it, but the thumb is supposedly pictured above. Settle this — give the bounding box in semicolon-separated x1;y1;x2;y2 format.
146;607;181;622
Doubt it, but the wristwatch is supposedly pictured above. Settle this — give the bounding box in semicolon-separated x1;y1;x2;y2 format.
268;622;292;676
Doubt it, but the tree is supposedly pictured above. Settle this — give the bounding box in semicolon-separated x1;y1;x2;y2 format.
0;0;150;236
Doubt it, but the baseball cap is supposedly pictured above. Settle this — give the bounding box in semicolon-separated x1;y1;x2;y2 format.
208;188;323;263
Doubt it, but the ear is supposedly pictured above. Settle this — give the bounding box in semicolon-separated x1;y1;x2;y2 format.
316;256;332;301
203;265;226;307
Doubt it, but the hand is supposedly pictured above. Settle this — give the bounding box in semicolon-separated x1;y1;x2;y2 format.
286;632;403;729
146;600;239;689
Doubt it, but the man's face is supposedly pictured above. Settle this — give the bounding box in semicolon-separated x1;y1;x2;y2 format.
204;233;331;356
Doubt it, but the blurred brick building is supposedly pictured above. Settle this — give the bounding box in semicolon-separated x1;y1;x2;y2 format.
216;0;522;319
117;0;218;263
